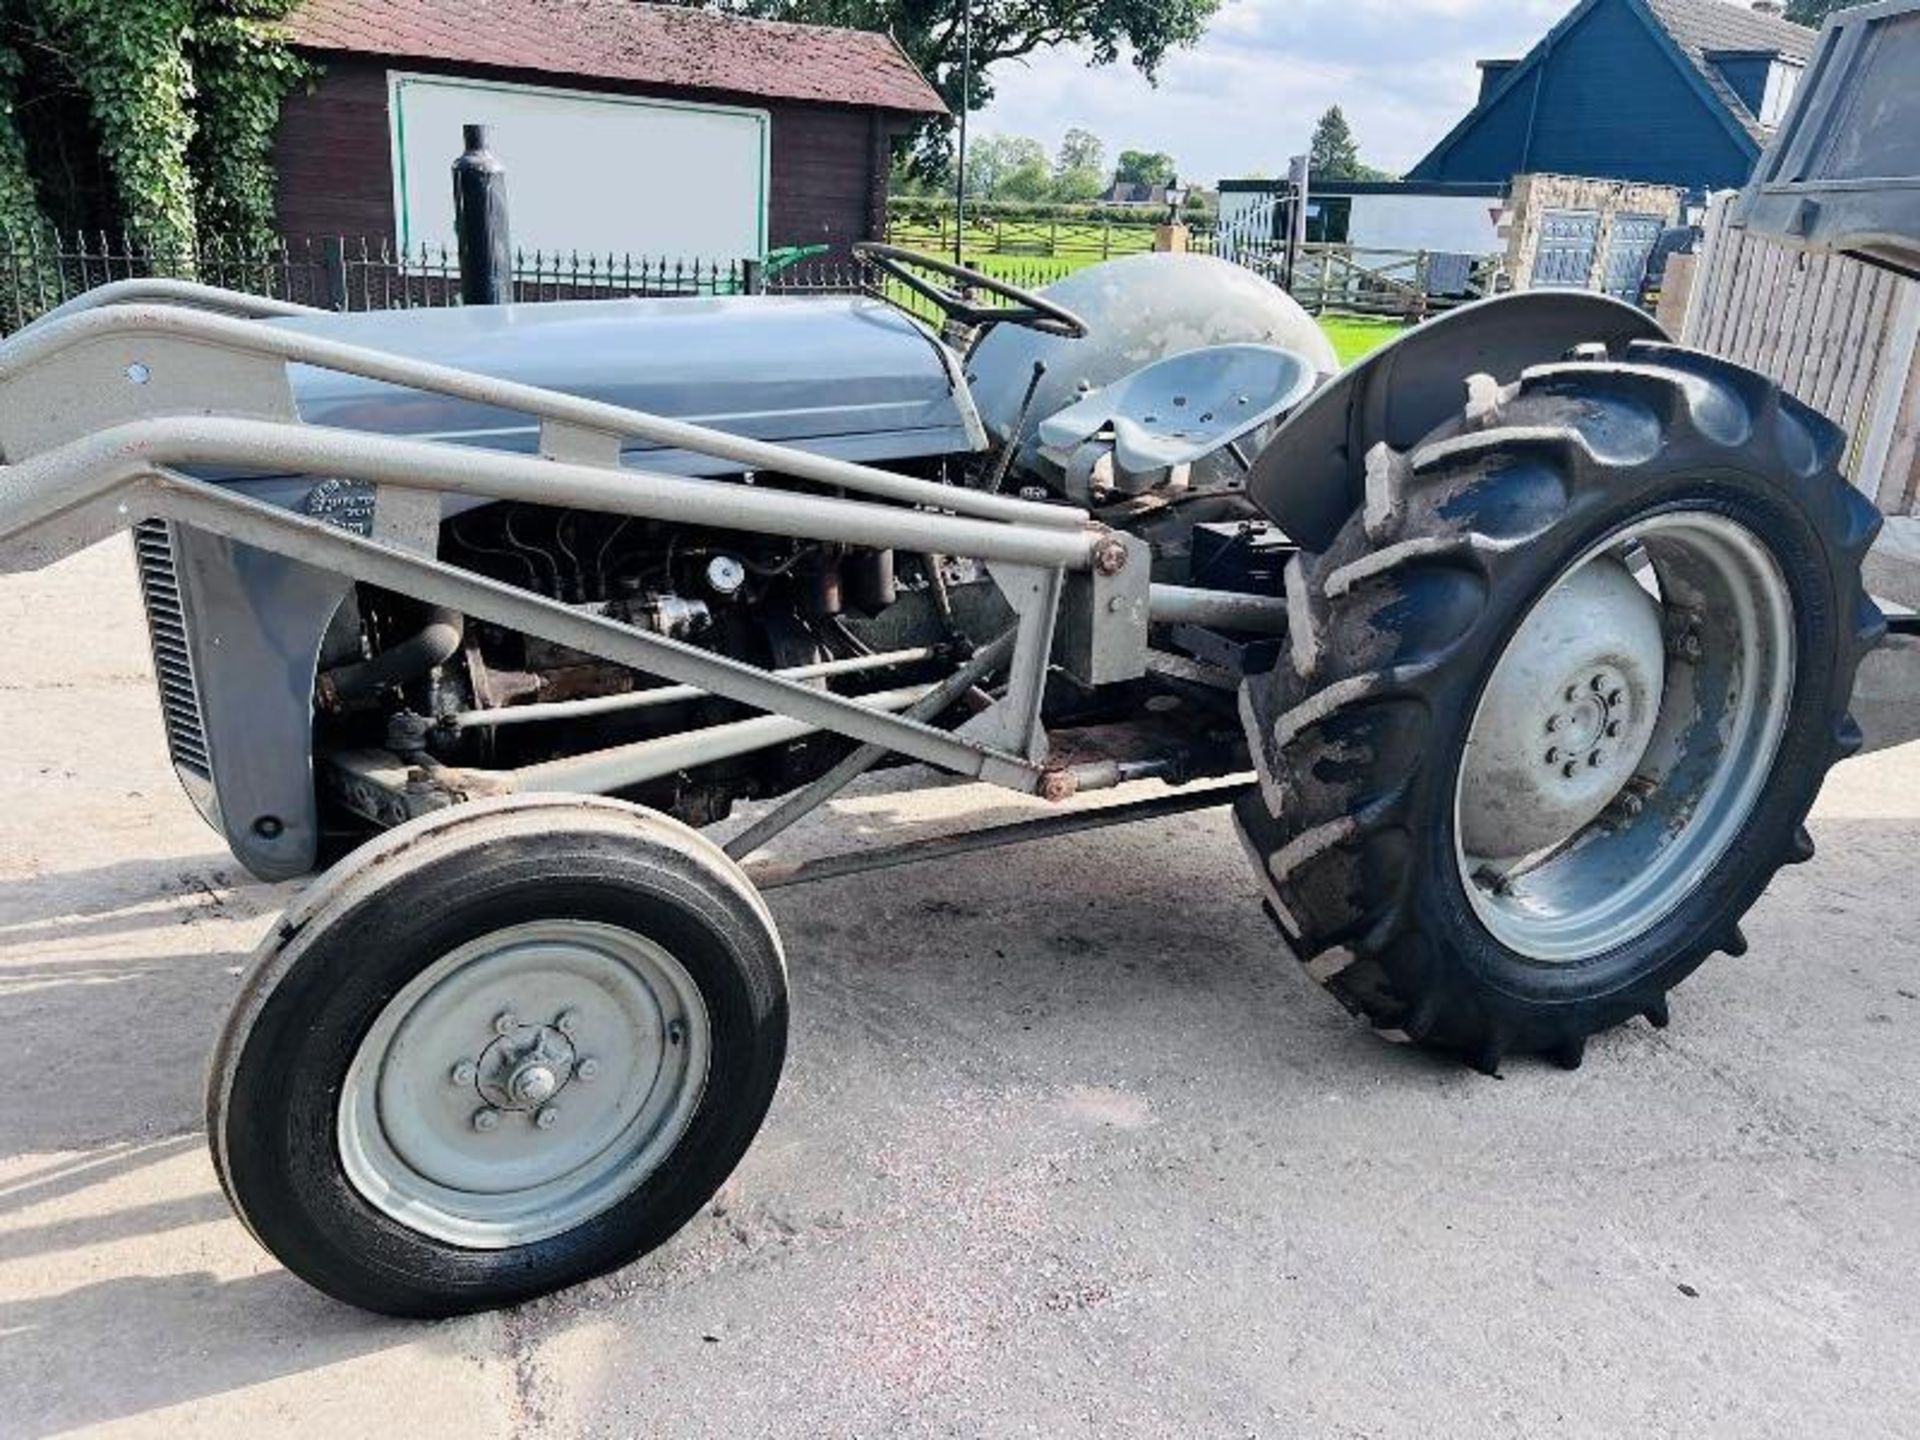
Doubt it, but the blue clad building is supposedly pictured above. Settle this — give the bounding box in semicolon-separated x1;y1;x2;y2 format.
1410;0;1815;193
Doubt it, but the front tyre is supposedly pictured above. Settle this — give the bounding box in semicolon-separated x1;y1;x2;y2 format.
1238;343;1884;1072
207;795;787;1317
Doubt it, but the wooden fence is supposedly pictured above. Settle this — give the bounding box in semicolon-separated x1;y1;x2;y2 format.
1682;194;1920;517
1268;245;1504;320
885;214;1183;267
885;207;1499;319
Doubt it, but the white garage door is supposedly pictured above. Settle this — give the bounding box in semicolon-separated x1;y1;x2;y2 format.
389;73;770;267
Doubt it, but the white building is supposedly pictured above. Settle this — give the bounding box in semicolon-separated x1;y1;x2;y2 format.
1218;179;1508;261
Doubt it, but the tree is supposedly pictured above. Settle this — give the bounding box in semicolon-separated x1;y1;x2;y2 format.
660;1;1226;173
1000;158;1054;202
1785;0;1866;24
1115;149;1177;190
1057;127;1105;175
1051;127;1106;204
889;152;943;198
964;133;1048;200
1309;106;1361;181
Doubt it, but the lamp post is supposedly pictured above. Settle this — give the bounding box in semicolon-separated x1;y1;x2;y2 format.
1164;178;1188;226
1154;176;1192;255
953;0;972;267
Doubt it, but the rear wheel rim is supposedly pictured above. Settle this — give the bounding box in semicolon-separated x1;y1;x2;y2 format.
1454;510;1796;963
338;919;711;1249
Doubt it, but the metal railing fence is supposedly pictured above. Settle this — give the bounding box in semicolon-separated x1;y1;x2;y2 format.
0;230;1092;336
0;225;1474;336
0;231;769;333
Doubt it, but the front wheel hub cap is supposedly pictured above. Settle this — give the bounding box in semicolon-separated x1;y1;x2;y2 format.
337;919;711;1249
1458;556;1665;861
475;1023;575;1111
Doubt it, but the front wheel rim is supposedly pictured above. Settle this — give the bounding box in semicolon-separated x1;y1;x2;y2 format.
338;919;711;1249
1454;509;1796;963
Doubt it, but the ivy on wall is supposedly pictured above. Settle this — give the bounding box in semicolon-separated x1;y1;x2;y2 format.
0;0;310;248
188;2;314;249
34;0;200;247
0;45;45;239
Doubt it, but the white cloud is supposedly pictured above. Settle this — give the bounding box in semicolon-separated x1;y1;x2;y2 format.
975;0;1570;182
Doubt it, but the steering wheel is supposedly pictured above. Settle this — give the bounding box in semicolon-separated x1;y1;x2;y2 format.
853;242;1090;339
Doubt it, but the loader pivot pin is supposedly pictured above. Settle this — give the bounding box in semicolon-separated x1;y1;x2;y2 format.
1093;537;1130;576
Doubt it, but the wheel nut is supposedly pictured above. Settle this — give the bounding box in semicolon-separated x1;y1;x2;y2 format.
667;1019;687;1046
1588;750;1605;767
1563;762;1580;779
556;1010;579;1037
472;1108;500;1133
450;1061;478;1087
576;1057;600;1083
1590;674;1607;692
1606;689;1624;708
1606;721;1624;739
493;1011;517;1035
1545;747;1563;765
1546;714;1565;733
535;1107;560;1130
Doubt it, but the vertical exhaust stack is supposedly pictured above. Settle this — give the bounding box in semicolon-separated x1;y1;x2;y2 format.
453;123;514;307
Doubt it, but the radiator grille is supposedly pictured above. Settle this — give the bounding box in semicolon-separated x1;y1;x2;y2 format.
133;520;212;780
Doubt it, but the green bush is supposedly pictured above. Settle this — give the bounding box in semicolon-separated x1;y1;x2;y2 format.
0;47;45;241
0;1;311;249
189;3;316;250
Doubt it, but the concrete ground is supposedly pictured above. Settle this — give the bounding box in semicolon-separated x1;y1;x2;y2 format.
1;540;1917;1439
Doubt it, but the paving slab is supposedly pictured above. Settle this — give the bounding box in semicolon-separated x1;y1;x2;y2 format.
0;541;1915;1438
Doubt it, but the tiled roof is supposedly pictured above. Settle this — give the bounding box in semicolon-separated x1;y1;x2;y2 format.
288;0;948;114
1642;0;1815;138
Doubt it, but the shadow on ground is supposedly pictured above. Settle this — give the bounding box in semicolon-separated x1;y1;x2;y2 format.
0;793;1916;1435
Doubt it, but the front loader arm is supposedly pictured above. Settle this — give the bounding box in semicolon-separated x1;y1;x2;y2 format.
0;289;1164;877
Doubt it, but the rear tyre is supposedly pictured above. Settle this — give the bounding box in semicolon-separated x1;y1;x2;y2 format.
1238;343;1884;1072
208;795;787;1316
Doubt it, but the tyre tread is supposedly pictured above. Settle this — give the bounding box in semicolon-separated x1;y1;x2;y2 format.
1238;351;1880;1067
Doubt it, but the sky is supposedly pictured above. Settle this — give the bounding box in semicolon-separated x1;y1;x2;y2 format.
976;0;1577;185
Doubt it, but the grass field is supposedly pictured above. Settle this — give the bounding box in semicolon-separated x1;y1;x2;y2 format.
1319;314;1408;365
969;254;1084;286
964;259;1411;366
881;238;1411;368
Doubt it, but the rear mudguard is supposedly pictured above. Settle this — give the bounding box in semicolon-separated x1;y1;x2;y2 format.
1249;291;1667;552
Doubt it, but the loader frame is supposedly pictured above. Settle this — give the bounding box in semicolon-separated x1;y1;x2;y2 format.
0;279;1274;878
